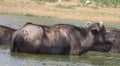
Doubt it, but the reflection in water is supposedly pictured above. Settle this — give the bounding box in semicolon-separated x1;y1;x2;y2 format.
0;48;92;66
1;48;120;66
10;52;88;66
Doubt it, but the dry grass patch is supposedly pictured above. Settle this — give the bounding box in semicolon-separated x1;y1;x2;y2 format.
0;0;120;22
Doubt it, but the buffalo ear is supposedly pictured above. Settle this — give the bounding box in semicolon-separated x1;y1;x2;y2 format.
91;28;100;35
99;21;103;27
85;21;91;27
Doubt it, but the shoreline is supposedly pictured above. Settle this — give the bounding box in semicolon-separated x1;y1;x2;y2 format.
1;13;119;23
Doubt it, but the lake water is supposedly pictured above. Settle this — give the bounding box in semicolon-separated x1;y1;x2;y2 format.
0;14;120;66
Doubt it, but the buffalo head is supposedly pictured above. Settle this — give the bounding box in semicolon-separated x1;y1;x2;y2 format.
86;21;112;46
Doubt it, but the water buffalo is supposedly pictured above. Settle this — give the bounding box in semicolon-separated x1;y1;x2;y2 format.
10;22;110;55
91;28;120;53
0;25;16;45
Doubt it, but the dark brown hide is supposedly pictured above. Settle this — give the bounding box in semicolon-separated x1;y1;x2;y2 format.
91;28;120;53
0;25;16;45
11;22;108;55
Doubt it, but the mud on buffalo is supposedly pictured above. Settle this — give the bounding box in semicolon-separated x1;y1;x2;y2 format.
10;22;111;55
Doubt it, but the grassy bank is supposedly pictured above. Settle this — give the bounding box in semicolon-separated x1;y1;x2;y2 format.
0;0;120;22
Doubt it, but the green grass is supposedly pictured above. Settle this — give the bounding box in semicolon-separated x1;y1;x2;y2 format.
80;0;120;8
55;4;80;9
24;13;37;17
0;45;10;49
93;0;120;8
34;0;57;4
55;4;75;9
34;0;120;8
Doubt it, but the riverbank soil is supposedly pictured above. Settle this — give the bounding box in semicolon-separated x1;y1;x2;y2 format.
0;0;120;22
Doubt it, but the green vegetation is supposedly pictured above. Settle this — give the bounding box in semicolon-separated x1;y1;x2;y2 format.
35;0;120;8
34;0;120;8
24;13;37;17
35;0;57;4
93;0;120;8
0;45;10;49
55;4;77;9
80;0;120;8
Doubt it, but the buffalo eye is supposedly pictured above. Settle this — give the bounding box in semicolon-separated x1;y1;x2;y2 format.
91;29;99;35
